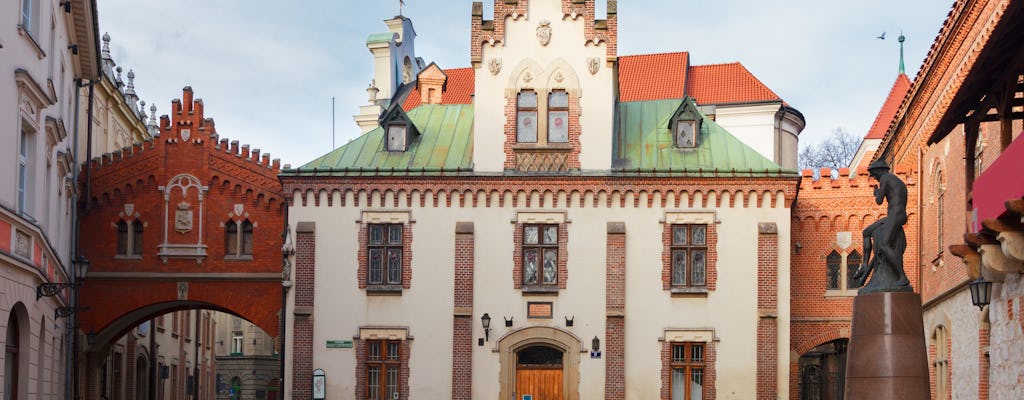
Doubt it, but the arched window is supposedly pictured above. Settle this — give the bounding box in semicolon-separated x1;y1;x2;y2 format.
117;220;129;255
516;90;538;143
226;220;254;258
932;326;950;399
5;313;21;400
117;219;143;257
547;90;569;143
826;251;841;290
846;251;862;289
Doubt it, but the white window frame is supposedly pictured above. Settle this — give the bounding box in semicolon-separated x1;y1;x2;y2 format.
18;127;36;218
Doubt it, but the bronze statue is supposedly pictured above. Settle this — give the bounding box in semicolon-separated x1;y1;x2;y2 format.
853;160;913;293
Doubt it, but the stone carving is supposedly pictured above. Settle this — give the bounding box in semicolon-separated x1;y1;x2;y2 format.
587;58;600;75
554;72;564;84
523;71;533;84
488;58;502;76
177;282;189;300
180;128;191;142
124;203;134;216
175;202;193;233
234;203;244;216
853;160;913;293
15;231;30;258
537;19;552;46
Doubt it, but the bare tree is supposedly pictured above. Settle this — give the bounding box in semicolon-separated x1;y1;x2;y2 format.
798;127;861;172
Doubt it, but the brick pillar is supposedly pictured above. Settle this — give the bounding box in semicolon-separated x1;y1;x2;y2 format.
606;222;625;400
756;223;778;400
452;222;475;400
979;322;989;400
292;222;316;400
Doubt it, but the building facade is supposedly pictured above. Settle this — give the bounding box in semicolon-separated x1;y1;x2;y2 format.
283;1;806;399
213;312;279;400
1;0;99;398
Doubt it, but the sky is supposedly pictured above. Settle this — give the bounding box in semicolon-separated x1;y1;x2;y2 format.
96;0;953;167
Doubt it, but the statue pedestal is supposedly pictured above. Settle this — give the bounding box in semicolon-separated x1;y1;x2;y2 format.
844;292;930;399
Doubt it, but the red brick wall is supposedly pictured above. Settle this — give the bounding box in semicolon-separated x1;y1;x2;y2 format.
789;167;919;396
78;87;286;340
757;223;778;400
452;223;474;400
292;223;316;400
606;222;625;400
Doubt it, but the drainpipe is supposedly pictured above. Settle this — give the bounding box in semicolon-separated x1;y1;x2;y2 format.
67;77;82;400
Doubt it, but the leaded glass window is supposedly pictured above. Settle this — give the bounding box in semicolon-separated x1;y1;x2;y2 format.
523;224;558;288
368;224;403;286
548;90;569;143
671;224;708;288
517;91;538;142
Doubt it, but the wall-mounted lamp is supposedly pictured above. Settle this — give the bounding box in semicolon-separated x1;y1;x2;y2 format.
565;316;574;327
67;44;78;55
793;242;803;254
60;1;71;12
592;336;600;353
504;316;513;327
481;313;491;341
969;275;993;310
37;256;89;300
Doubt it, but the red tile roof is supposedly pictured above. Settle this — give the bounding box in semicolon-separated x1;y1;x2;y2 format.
864;74;911;139
402;68;475;110
684;62;780;104
617;52;689;102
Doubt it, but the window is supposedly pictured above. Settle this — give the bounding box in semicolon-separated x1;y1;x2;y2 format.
20;0;38;35
18;128;36;217
547;90;569;143
231;332;243;355
522;224;559;289
675;120;697;148
671;224;707;288
117;219;143;257
516;91;538;143
932;326;949;400
366;340;401;400
387;124;407;151
368;224;403;287
225;220;253;258
826;249;862;293
5;313;21;400
670;342;705;400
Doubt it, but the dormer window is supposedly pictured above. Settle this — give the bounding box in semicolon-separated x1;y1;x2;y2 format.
548;90;569;143
675;119;697;148
387;124;408;151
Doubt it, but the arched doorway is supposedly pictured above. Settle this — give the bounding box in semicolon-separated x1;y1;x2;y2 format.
798;339;848;400
497;326;581;400
135;354;149;400
515;345;564;400
4;312;20;400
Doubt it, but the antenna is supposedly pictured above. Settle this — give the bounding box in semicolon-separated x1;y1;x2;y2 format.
332;97;336;149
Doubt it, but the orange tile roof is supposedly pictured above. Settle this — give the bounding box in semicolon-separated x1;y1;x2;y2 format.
684;62;780;105
864;74;911;139
402;68;475;110
617;52;689;102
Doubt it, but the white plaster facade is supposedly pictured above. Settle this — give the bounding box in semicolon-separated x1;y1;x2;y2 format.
923;288;982;400
713;103;803;171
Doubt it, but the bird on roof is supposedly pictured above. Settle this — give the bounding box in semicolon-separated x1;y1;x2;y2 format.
877;32;886;40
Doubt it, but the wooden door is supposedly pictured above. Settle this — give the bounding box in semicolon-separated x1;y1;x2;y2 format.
515;367;563;400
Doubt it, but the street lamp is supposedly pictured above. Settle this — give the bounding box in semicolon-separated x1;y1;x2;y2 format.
968;275;993;310
37;256;89;300
481;313;491;341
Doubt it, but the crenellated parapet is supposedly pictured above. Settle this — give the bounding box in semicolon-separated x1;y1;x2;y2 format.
471;0;616;66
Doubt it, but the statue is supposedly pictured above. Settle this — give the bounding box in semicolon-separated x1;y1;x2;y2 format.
853;160;913;293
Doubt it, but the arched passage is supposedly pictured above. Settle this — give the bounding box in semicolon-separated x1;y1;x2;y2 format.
497;326;582;400
797;338;849;400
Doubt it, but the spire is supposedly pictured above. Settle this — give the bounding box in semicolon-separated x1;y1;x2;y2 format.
898;33;906;75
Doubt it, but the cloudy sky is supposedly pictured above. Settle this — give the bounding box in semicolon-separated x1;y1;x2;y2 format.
96;0;952;167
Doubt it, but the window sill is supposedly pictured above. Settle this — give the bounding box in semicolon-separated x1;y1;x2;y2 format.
522;286;560;295
366;285;404;295
670;287;708;297
512;143;573;151
224;255;254;261
824;289;859;298
114;255;143;260
17;25;45;60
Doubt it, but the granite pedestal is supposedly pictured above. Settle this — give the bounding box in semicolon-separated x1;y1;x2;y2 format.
844;291;930;399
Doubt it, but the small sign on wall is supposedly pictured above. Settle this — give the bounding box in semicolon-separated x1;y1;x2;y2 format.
522;395;533;400
326;340;353;348
527;302;553;319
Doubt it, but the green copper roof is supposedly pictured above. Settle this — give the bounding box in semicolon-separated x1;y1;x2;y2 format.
367;32;397;44
612;98;791;176
289;104;473;176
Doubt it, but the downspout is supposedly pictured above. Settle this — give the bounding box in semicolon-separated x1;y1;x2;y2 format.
67;77;82;400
